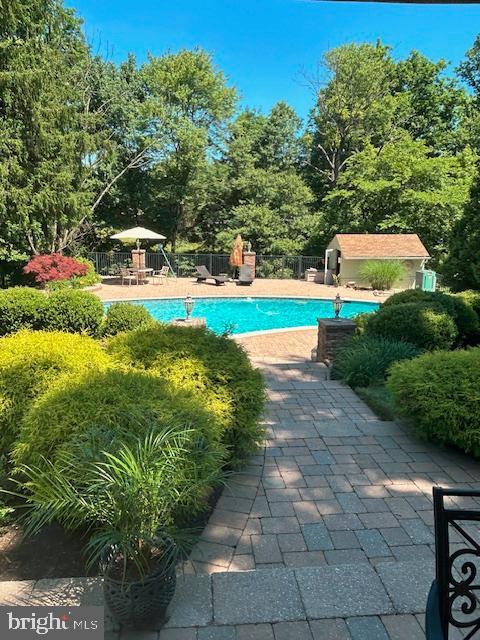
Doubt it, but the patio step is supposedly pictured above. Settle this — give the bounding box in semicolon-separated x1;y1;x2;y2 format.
164;560;434;629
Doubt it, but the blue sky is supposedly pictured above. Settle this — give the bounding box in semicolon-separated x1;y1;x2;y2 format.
69;0;480;120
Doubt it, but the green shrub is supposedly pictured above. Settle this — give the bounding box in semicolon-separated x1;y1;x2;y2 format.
44;289;104;336
388;348;480;456
102;302;153;336
383;289;455;313
71;257;101;288
13;369;225;520
360;260;405;290
107;324;265;466
354;312;372;335
16;430;223;573
0;288;48;336
383;289;479;343
456;290;480;318
367;303;458;351
332;335;420;388
0;331;111;456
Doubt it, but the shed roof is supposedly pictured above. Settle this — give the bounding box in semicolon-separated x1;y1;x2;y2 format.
331;234;430;259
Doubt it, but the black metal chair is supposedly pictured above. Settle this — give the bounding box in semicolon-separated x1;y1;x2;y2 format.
427;487;480;639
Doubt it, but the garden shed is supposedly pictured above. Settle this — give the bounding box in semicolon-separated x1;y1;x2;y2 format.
325;234;430;289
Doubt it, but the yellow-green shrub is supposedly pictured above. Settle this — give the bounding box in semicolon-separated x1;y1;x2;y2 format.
107;324;265;466
14;369;223;471
388;348;480;456
0;331;111;456
13;369;226;520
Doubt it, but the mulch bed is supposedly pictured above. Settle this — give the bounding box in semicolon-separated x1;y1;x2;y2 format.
0;485;223;582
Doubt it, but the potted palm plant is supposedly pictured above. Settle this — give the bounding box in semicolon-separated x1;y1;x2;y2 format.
9;428;223;629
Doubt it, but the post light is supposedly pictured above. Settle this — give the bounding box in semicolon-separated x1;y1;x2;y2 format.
332;293;344;319
184;295;195;320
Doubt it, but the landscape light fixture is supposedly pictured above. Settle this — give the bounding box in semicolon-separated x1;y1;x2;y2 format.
333;294;344;319
184;295;195;320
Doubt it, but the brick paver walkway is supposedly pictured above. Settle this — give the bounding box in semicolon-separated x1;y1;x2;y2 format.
1;341;478;639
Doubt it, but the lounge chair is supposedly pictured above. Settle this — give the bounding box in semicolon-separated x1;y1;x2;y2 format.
237;264;254;286
195;265;228;286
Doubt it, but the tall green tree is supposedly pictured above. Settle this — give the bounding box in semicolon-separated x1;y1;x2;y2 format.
305;42;407;198
395;51;467;152
317;134;476;262
139;49;237;250
207;103;316;254
443;178;480;290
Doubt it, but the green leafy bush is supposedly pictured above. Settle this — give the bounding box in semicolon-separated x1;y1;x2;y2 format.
388;348;480;456
102;302;153;336
456;290;480;318
367;303;458;351
0;288;48;336
332;335;420;388
360;260;405;290
354;312;372;335
72;258;101;288
107;325;265;466
15;430;222;575
0;331;111;456
382;289;479;343
13;369;225;521
43;289;104;336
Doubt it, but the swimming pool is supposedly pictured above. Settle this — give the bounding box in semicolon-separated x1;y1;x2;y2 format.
107;297;379;335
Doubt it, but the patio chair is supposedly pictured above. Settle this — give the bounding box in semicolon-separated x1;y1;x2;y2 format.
120;268;138;286
237;264;254;286
152;265;169;285
195;265;228;286
426;486;480;639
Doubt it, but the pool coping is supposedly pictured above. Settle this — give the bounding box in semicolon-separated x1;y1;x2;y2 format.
101;294;382;305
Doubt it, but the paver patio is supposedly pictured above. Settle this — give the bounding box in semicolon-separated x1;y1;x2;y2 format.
94;276;387;304
1;330;478;639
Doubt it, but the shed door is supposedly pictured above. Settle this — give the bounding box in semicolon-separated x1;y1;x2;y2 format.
335;250;341;276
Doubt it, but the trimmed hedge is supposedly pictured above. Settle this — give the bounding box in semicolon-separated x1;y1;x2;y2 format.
13;369;223;471
0;288;48;336
388;348;480;456
13;369;226;519
43;289;104;336
102;302;153;336
0;331;111;456
107;324;265;466
332;335;420;388
382;289;479;344
367;302;458;351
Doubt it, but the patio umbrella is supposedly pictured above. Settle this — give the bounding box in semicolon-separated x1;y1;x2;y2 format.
111;226;166;249
111;226;174;276
229;234;244;268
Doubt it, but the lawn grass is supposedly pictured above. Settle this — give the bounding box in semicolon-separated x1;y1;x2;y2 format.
355;384;397;422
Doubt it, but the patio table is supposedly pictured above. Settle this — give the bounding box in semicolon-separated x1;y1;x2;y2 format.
129;267;153;284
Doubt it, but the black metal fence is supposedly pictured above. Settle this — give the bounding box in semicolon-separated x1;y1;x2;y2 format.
87;252;324;280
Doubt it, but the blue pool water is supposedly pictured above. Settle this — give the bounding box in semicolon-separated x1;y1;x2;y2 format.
110;297;379;335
